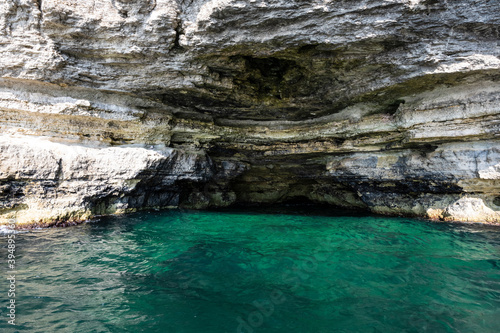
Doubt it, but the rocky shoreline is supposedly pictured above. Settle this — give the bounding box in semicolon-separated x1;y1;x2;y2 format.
1;0;499;226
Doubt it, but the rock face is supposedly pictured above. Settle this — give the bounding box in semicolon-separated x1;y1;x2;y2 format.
1;0;499;226
0;135;213;225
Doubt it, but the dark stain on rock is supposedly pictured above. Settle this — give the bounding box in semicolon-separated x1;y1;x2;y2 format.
232;56;305;101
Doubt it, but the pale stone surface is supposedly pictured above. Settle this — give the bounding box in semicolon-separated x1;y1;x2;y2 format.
1;0;500;225
0;135;212;226
442;197;500;223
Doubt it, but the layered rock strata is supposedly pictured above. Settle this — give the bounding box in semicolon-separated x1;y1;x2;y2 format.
1;0;499;226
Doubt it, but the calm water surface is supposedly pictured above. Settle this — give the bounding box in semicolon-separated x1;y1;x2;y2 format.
1;208;500;333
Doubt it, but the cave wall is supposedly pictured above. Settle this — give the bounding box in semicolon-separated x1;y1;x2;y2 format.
1;0;499;226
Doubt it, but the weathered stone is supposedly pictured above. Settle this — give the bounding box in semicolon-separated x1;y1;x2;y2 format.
0;135;213;226
1;0;499;225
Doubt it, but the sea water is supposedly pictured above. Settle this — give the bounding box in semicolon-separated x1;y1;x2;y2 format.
1;208;499;332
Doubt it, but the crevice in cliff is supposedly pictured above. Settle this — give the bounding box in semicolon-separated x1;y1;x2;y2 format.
36;0;42;14
173;24;184;50
171;10;186;52
55;158;64;184
118;10;128;18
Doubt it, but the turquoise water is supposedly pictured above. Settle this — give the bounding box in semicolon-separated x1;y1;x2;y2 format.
1;208;500;333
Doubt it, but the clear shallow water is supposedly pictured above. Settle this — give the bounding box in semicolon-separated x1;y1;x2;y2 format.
1;208;500;333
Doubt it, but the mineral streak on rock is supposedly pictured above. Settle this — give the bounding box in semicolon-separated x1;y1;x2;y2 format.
1;0;500;226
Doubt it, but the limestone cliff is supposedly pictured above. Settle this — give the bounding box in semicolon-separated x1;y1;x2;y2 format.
1;0;499;226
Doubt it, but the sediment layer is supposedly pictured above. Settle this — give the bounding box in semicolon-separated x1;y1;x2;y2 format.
1;0;499;225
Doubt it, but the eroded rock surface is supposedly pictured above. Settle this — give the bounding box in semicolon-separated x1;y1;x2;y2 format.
1;0;500;225
0;135;214;226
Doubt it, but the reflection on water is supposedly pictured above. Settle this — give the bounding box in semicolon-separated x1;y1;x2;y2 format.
1;208;500;332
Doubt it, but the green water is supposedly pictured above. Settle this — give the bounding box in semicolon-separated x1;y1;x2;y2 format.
1;208;500;333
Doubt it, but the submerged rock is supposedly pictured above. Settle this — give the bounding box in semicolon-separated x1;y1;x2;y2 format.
1;0;499;225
